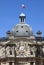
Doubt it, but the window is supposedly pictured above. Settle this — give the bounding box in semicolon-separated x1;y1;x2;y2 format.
9;62;12;65
10;49;12;55
30;62;33;65
30;51;33;55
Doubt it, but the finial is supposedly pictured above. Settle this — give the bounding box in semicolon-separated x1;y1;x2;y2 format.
36;30;42;37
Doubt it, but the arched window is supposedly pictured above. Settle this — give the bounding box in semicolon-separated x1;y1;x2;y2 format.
30;51;33;55
10;49;12;55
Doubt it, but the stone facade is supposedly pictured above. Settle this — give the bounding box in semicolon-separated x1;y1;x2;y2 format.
0;13;44;65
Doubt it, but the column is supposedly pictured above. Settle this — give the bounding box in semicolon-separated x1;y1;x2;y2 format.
33;62;35;65
7;62;15;65
12;63;15;65
43;61;44;65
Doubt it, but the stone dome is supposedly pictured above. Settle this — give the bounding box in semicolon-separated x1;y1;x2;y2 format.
11;13;33;37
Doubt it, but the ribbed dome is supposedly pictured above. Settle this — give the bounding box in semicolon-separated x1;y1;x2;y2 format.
11;13;33;37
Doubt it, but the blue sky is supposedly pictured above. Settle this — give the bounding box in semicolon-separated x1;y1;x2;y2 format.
0;0;44;37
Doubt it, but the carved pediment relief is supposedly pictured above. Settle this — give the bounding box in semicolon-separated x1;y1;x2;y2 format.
15;41;28;56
